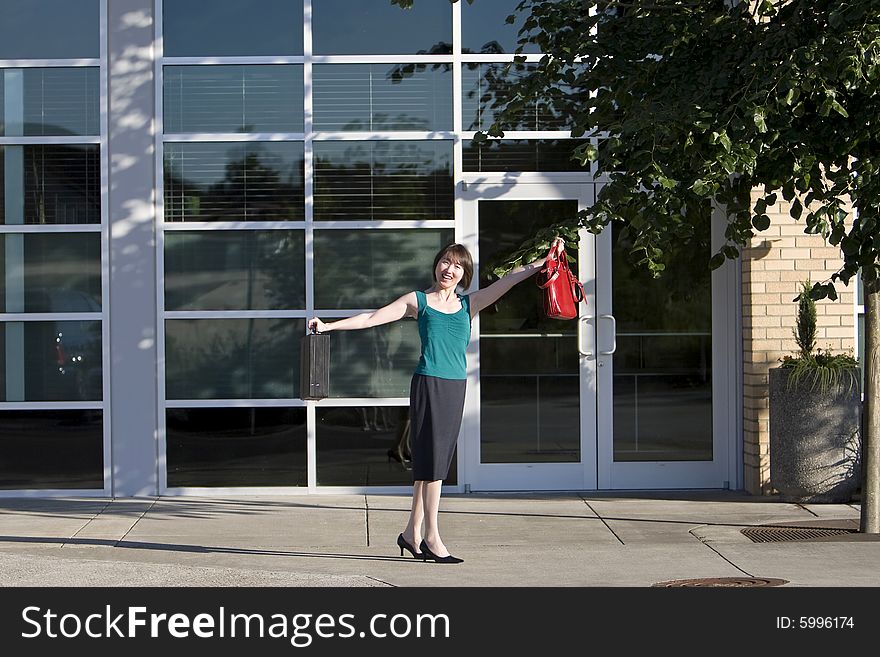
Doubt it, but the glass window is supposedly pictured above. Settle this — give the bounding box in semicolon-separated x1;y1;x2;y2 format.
313;64;452;132
315;405;457;485
1;68;99;137
165;318;304;399
165;230;305;311
0;410;103;489
328;321;421;398
313;140;453;221
163;0;304;57
313;229;452;309
463;139;590;172
312;0;451;55
461;0;544;55
1;145;101;225
166;407;306;487
462;62;580;131
611;222;713;462
163;66;304;133
163;142;305;222
478;200;580;464
0;233;101;312
0;0;100;59
1;320;103;401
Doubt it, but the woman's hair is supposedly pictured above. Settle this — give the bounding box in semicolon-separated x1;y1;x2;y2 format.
432;243;474;290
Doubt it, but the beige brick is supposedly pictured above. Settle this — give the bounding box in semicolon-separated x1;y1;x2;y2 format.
766;305;794;316
751;339;785;352
816;315;841;326
749;315;782;328
824;327;856;338
748;293;782;305
796;236;829;248
779;248;812;260
767;260;797;271
765;281;798;293
795;260;824;271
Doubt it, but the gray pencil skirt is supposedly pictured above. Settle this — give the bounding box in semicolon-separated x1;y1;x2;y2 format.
409;373;467;482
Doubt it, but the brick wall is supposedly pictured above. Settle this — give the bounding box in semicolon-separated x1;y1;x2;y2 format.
741;192;856;495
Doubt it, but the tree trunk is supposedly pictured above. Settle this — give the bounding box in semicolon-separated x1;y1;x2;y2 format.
861;281;880;533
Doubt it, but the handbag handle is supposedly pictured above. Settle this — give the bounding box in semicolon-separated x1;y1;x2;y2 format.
536;243;563;289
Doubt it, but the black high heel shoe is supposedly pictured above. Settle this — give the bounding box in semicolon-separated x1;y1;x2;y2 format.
397;533;421;558
419;540;463;564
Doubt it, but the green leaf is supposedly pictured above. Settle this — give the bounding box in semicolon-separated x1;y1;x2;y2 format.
790;198;803;220
753;215;771;231
753;108;768;133
691;179;711;196
841;236;860;256
709;253;726;270
830;100;849;117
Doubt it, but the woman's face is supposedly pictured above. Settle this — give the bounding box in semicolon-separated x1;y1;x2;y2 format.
435;255;464;291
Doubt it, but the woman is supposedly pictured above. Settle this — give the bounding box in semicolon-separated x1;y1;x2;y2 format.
308;238;563;563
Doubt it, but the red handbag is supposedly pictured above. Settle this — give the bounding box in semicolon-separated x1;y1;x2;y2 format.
536;243;585;320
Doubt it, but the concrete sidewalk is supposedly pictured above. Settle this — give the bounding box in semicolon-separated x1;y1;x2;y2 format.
0;491;875;587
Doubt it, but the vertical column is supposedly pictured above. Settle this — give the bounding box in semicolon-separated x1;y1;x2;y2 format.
3;70;25;401
107;0;158;495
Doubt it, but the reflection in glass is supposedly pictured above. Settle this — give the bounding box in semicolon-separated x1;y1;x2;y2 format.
329;322;421;398
1;321;103;401
165;231;305;311
0;68;99;137
0;410;103;489
164;142;305;222
611;222;713;462
313;64;452;131
166;407;306;487
165;318;304;399
1;145;100;224
313;141;453;221
461;0;544;55
0;233;101;312
315;406;454;485
312;0;451;55
313;229;452;309
462;63;580;131
463;139;590;173
163;66;304;133
479;200;580;463
163;0;304;57
0;0;99;59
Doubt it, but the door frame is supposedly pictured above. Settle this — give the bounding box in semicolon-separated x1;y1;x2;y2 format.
459;181;596;491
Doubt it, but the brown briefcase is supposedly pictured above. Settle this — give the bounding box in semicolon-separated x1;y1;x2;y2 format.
300;331;330;400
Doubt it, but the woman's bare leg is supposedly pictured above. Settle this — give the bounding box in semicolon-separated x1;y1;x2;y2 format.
421;479;452;557
402;480;424;549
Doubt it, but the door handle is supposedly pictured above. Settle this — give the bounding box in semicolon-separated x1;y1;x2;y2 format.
578;315;594;358
598;314;617;355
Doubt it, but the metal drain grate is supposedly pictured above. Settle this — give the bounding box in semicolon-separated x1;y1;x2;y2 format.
652;577;788;587
741;526;857;543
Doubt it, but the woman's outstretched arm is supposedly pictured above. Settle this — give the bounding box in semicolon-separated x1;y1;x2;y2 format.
468;237;565;317
308;291;418;333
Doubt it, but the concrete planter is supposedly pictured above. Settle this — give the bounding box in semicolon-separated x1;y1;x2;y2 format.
769;367;862;502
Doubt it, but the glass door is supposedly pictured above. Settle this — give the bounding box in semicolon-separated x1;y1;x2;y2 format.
461;183;596;491
595;219;729;488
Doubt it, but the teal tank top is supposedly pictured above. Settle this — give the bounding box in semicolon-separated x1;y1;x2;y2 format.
413;290;472;380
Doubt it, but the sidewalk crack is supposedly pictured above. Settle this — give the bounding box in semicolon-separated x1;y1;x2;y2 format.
115;498;160;547
63;499;114;548
690;527;754;577
579;495;624;545
364;495;370;548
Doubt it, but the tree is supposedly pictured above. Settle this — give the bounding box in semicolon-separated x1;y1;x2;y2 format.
465;0;879;531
